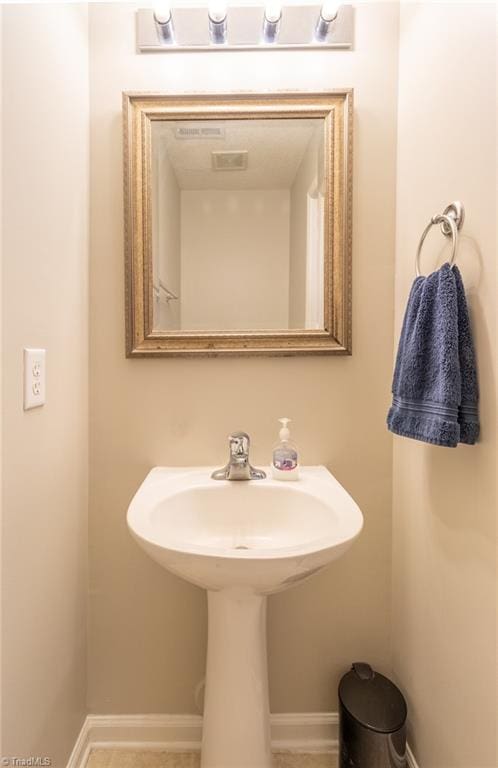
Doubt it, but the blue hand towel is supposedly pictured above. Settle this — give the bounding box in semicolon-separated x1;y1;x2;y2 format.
387;264;479;447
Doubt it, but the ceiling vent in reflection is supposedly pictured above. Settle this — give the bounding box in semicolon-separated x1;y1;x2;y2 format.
211;150;248;171
175;123;225;140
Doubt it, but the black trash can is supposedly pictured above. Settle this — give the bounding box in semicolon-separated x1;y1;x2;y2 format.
339;662;407;768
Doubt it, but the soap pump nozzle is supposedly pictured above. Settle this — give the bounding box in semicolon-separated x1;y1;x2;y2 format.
278;417;291;441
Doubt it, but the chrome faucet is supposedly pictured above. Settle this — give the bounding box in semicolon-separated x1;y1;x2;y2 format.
211;432;267;481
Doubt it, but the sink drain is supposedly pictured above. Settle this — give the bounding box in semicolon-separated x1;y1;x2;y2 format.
234;545;250;550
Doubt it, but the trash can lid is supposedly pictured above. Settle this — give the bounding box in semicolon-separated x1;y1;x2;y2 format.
339;662;407;734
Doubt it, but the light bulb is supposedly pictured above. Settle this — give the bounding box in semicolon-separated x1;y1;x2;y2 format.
153;1;174;43
153;2;171;24
315;1;339;41
209;1;227;23
320;1;340;22
208;1;227;44
264;1;281;24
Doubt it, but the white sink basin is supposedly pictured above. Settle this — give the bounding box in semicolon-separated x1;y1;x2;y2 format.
127;465;363;768
127;465;362;594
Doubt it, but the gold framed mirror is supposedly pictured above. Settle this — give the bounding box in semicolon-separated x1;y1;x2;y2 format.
124;91;353;357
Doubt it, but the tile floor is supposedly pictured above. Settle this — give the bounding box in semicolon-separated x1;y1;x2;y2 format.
86;750;337;768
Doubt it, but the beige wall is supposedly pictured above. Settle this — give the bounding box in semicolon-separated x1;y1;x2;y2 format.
180;189;290;330
88;2;399;714
392;3;497;767
1;4;89;767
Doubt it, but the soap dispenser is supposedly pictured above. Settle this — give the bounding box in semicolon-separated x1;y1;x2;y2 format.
272;418;299;480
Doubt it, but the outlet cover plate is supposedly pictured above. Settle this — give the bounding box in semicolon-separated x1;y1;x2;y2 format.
23;348;46;410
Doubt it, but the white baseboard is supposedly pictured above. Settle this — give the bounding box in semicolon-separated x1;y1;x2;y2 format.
67;712;419;768
66;712;338;768
66;718;93;768
407;743;421;768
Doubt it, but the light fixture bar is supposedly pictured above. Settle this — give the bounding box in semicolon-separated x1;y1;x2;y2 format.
138;4;353;52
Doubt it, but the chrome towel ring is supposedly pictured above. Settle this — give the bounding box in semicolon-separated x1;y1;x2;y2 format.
415;201;465;277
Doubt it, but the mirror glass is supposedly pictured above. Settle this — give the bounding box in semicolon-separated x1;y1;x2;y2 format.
150;118;326;332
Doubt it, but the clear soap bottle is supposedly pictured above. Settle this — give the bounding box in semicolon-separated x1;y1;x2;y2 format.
272;418;299;480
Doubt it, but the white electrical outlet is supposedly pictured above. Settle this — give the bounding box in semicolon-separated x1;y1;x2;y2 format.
23;348;46;410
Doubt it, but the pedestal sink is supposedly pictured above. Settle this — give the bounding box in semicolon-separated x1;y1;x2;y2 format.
127;465;363;768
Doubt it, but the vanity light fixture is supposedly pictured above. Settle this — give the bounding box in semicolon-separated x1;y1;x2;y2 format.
153;2;174;42
315;1;340;42
262;1;282;44
138;3;353;52
208;1;228;44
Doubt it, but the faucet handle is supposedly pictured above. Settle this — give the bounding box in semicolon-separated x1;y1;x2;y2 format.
211;431;265;481
229;432;250;458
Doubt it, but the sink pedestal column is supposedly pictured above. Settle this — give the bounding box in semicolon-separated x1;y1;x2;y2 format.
202;589;272;768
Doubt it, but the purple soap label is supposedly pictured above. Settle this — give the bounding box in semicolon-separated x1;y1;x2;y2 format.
273;449;298;471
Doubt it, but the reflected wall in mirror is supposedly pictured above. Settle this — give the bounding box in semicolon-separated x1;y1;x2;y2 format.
151;118;325;332
124;92;353;356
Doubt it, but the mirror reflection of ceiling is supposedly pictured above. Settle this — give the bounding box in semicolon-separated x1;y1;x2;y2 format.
151;118;324;191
